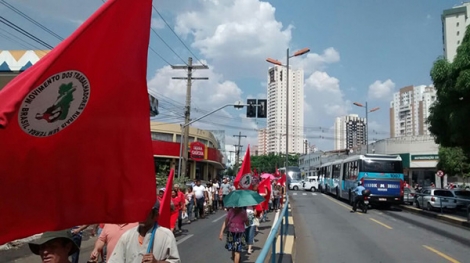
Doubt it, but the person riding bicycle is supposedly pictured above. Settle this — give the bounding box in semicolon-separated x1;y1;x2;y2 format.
352;181;366;212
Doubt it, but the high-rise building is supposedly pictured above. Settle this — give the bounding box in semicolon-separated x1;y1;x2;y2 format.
334;114;367;151
265;65;304;154
257;128;268;155
442;3;470;61
389;85;437;137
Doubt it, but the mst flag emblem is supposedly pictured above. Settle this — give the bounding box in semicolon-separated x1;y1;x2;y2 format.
18;70;90;137
239;173;252;189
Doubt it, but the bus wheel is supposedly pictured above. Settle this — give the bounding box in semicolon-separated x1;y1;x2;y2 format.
335;188;340;199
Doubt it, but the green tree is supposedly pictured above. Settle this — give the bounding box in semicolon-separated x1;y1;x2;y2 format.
251;153;299;173
437;146;470;177
427;25;470;154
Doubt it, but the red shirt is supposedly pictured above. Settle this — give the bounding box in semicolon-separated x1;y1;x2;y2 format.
172;195;183;211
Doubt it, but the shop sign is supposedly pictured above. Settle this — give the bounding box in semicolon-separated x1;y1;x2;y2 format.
411;154;439;161
190;141;205;161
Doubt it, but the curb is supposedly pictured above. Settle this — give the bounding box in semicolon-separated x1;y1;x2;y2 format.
272;203;295;263
399;205;470;229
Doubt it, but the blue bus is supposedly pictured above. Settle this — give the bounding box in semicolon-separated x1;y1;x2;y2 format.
321;154;405;206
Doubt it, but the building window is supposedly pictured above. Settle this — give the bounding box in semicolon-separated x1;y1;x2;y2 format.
151;132;173;142
457;31;460;36
457;22;460;27
458;40;461;45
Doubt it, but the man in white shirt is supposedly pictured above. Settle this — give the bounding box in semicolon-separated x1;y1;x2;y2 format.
108;201;180;263
193;179;207;219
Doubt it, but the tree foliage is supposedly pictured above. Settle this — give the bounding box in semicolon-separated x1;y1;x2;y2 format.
427;25;470;155
437;147;470;177
250;153;299;173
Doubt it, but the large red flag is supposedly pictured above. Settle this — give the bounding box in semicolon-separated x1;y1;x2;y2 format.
0;0;154;244
158;169;174;229
234;145;253;190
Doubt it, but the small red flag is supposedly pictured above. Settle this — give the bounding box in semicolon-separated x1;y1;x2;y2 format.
275;167;280;177
0;0;154;244
158;169;174;229
234;145;253;190
259;178;272;211
278;174;287;186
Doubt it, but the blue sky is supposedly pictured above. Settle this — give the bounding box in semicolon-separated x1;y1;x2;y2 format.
0;0;460;155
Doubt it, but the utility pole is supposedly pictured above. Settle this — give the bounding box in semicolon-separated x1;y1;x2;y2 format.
304;139;308;154
233;132;247;165
172;57;208;179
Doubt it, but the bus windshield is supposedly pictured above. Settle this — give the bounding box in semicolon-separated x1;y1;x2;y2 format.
361;160;403;174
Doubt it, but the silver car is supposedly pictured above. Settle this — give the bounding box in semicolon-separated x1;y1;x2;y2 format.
450;190;470;209
403;187;416;205
414;189;457;210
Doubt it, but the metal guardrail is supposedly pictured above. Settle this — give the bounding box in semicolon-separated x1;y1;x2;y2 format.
404;193;470;221
255;194;290;263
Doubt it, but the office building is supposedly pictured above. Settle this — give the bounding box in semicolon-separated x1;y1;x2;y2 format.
389;85;437;137
442;2;470;61
265;65;304;154
334;114;367;151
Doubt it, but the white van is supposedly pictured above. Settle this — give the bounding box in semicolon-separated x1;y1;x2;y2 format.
303;176;319;192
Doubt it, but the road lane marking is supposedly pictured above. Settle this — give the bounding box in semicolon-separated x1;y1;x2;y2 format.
176;234;193;245
323;195;362;215
302;193;307;196
293;193;297;195
212;214;226;223
312;193;317;196
423;245;461;263
369;218;393;229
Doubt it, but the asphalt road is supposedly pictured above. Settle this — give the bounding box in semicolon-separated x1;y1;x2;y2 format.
3;209;276;263
291;191;470;263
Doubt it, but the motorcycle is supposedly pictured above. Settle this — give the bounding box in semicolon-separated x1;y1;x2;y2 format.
352;189;371;213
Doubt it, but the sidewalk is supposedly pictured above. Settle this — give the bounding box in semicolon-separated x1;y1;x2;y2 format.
400;204;470;229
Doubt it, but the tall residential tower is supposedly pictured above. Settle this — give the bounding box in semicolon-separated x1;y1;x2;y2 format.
265;65;304;154
334;114;367;151
389;85;437;137
442;2;470;61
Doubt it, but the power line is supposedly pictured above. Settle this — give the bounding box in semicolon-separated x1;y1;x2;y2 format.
0;27;40;50
150;27;187;65
149;46;172;66
0;16;53;49
0;0;63;41
152;5;205;67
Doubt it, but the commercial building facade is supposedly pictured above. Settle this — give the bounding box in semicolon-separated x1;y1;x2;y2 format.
257;128;267;155
151;122;225;181
389;85;436;137
266;65;304;154
0;50;49;91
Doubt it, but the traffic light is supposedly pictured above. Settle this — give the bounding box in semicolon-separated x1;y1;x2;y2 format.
257;99;267;118
246;99;256;118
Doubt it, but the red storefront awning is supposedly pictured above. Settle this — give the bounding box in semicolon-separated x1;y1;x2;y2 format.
151;140;223;164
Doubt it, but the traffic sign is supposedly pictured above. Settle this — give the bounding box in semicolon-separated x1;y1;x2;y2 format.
436;170;444;177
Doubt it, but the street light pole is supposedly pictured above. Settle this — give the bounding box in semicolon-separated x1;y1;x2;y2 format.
177;102;245;178
266;47;310;169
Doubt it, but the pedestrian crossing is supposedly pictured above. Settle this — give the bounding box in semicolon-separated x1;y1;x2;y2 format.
291;192;317;196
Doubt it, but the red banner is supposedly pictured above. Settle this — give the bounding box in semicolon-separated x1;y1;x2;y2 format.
190;141;205;161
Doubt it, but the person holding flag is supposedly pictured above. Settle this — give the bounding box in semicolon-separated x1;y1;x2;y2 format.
107;201;180;263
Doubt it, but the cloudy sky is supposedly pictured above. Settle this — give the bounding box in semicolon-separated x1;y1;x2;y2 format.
0;0;458;156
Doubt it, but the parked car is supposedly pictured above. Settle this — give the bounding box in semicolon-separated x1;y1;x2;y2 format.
403;187;416;205
450;189;470;209
289;179;304;190
302;176;319;192
414;189;457;211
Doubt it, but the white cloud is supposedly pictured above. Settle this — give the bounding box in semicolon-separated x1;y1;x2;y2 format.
173;0;292;78
293;47;340;75
368;79;395;100
151;18;165;30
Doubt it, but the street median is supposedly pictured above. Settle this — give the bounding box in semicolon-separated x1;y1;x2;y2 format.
399;204;470;229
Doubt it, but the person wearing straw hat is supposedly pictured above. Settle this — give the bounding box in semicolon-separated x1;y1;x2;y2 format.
107;200;180;263
28;230;80;263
